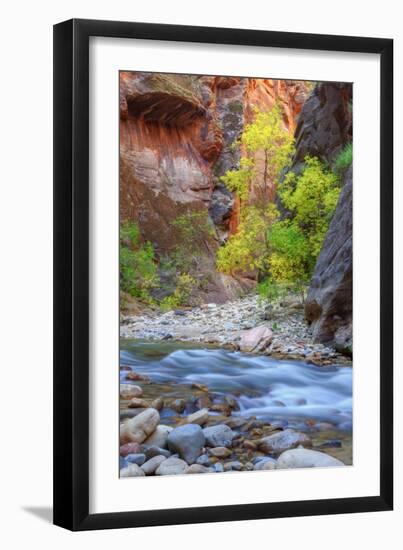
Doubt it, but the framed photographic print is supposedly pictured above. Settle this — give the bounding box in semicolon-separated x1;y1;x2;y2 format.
53;19;393;530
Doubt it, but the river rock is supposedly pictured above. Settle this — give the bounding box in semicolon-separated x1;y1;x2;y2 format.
151;397;164;411
258;429;312;454
239;326;273;352
125;453;146;466
208;446;232;458
186;464;210;474
120;384;143;399
141;455;167;475
128;398;150;408
223;461;243;471
155;457;189;476
143;424;173;449
196;454;212;467
143;445;172;460
120;408;160;445
171;398;186;413
186;408;209;426
254;457;277;470
120;463;145;477
214;462;224;473
120;442;142;456
276;448;345;469
167;424;205;464
203;424;235;447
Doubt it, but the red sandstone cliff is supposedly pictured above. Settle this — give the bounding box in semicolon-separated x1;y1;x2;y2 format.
120;72;308;302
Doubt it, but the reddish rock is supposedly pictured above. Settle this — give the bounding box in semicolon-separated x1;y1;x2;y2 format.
120;442;142;457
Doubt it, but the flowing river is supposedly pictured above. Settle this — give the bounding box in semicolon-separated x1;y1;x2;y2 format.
120;340;352;435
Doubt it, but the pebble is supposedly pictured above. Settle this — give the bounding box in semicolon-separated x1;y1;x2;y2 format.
120;384;143;399
125;453;146;466
186;464;210;474
141;455;167;475
253;457;277;470
120;408;160;445
143;424;173;449
208;446;232;458
258;429;312;454
276;448;345;469
143;446;172;460
196;454;212;467
203;424;235;447
120;463;145;477
223;461;243;471
186;408;209;426
155;457;189;475
167;424;206;465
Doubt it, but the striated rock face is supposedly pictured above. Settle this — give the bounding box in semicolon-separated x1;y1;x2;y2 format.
305;167;352;349
120;72;308;302
298;83;353;348
292;82;352;172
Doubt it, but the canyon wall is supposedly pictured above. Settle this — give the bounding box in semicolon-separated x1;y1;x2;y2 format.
298;83;353;350
120;72;307;303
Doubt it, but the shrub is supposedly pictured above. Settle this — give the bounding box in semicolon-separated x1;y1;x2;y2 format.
333;143;352;174
119;221;159;302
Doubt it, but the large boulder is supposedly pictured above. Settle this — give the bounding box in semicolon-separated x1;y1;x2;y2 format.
239;326;273;352
167;424;205;464
276;448;345;469
120;408;160;445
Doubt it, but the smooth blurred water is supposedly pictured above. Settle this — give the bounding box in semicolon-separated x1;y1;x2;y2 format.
120;340;352;429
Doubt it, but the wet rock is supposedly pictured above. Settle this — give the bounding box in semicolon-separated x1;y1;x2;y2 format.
151;397;164;411
120;463;146;477
120;408;160;444
186;408;209;426
258;429;312;454
240;326;273;352
126;371;150;382
171;398;186;413
155;457;189;475
186;464;210;474
120;384;143;399
317;440;342;449
167;424;206;464
143;424;173;449
277;448;345;469
128;398;150;408
141;455;167;475
191;382;209;392
208;446;232;458
143;445;172;460
125;453;146;466
203;424;235;447
120;442;142;456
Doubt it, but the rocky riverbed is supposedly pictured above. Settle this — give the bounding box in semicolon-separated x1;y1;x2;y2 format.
119;341;352;478
120;295;351;365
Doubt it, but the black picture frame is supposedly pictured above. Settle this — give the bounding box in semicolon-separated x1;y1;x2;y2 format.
53;18;393;531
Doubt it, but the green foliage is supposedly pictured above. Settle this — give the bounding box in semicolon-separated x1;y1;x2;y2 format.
258;277;286;303
216;204;278;275
220;158;254;203
171;210;214;272
333;143;352;175
120;221;159;302
160;273;196;311
217;104;294;278
264;156;341;297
